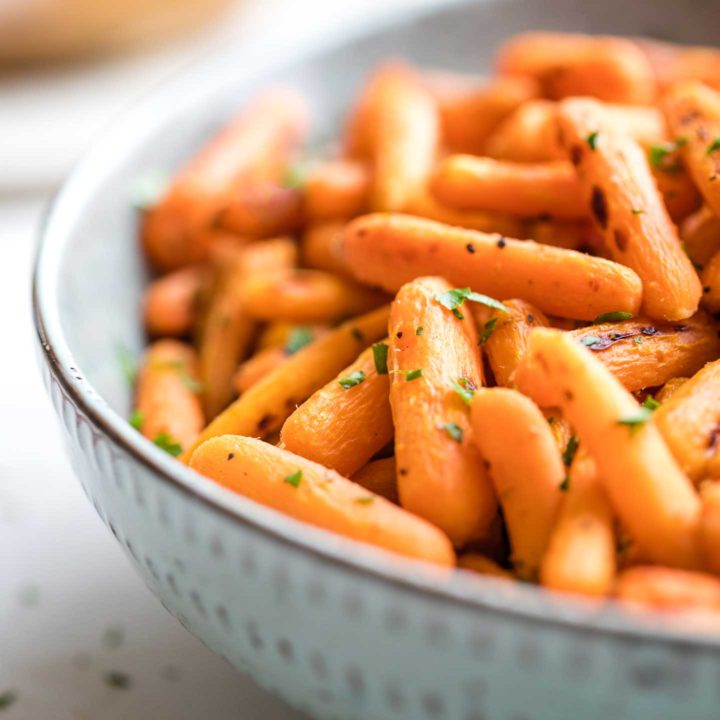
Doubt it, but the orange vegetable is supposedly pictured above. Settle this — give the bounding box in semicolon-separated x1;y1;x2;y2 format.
303;160;370;221
351;457;398;503
640;39;720;93
190;435;455;566
540;453;616;597
182;306;390;460
655;376;689;403
457;553;513;579
281;345;394;477
496;32;656;104
143;265;207;337
557;97;702;321
432;156;586;219
517;328;700;569
682;205;720;269
699;482;720;575
301;223;349;276
652;164;702;223
342;213;642;321
471;387;563;578
134;340;204;453
142;88;308;271
233;346;287;395
389;276;496;547
239;269;387;323
701;248;720;313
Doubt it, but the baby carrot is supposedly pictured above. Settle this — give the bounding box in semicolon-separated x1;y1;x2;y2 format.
351;457;398;503
699;482;720;575
557;97;702;321
389;276;497;547
281;345;394;477
134;340;204;454
342;213;642;321
457;553;513;579
143;265;208;337
301;223;350;277
303;160;370;221
233;346;287;395
517;328;701;569
190;435;455;566
682;205;720;269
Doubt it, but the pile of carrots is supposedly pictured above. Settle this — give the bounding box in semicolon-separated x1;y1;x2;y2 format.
131;31;720;619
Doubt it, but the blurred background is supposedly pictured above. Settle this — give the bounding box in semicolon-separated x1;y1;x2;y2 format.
0;1;441;717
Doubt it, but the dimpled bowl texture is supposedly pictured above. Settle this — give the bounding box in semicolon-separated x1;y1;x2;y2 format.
33;0;720;718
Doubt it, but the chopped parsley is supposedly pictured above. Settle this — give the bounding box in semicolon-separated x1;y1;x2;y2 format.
116;343;137;386
129;409;144;430
355;496;374;505
586;131;599;150
415;326;424;336
648;137;687;172
451;377;475;405
706;137;720;156
284;470;303;488
617;406;653;434
631;208;645;215
104;671;132;690
478;317;498;345
0;691;17;709
403;368;423;382
580;335;604;350
562;435;579;467
285;326;314;354
439;422;463;443
559;475;570;492
633;336;643;345
338;370;366;390
642;395;660;411
372;342;389;375
153;433;183;456
152;360;202;393
594;311;633;324
434;287;508;320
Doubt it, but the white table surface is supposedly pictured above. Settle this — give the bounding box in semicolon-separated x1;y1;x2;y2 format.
0;1;444;717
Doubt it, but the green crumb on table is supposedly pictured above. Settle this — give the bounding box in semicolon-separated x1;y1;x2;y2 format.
104;671;132;690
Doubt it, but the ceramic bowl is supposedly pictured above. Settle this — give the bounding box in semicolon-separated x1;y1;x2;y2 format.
33;1;720;718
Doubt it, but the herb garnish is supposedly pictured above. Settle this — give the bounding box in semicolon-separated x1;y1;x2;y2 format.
372;342;389;375
355;496;374;505
580;335;604;349
586;131;599;150
338;371;366;389
559;475;570;492
153;433;183;456
562;435;579;467
285;326;314;354
116;343;137;386
129;410;144;430
642;395;660;411
415;326;424;336
706;137;720;156
130;171;168;211
594;311;633;323
104;671;132;690
284;470;303;488
631;208;645;215
0;691;17;710
478;317;498;345
633;336;643;345
648;138;687;172
617;406;653;434
434;287;508;319
403;369;423;382
452;377;475;405
439;422;463;443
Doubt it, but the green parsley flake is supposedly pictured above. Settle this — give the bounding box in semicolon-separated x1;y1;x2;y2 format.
372;342;389;375
415;326;424;336
153;433;183;457
404;368;423;382
104;671;132;690
440;422;463;443
648;138;686;172
116;343;137;386
0;691;17;710
129;409;144;430
434;288;508;319
338;370;366;390
285;326;314;354
706;137;720;156
355;496;374;505
642;395;660;411
562;435;579;467
633;336;643;345
130;171;168;211
581;335;603;349
478;317;498;345
586;131;599;150
617;406;653;434
284;470;302;488
594;311;633;324
631;208;645;215
451;377;475;405
559;475;570;492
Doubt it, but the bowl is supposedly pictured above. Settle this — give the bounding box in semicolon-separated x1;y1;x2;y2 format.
33;0;720;718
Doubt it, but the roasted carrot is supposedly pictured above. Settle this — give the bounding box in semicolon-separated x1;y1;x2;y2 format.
233;346;287;395
342;213;642;321
389;276;496;546
351;457;398;503
517;328;700;569
142;88;309;271
652;163;702;223
656;376;689;403
182;306;390;460
701;248;720;313
303;160;370;221
432;156;586;219
457;553;513;579
134;340;204;453
616;566;720;612
522;217;604;253
557;97;702;321
699;482;720;575
682;205;720;269
663;80;720;218
654;359;720;484
470;387;563;578
300;223;350;276
481;299;549;387
281;344;394;477
540;452;616;597
641;39;720;93
190;435;455;566
239;269;387;324
496;32;656;104
143;265;208;337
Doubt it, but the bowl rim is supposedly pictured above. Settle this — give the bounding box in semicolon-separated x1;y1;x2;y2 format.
32;0;720;651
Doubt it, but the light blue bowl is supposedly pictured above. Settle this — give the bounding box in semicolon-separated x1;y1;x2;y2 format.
33;1;720;717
